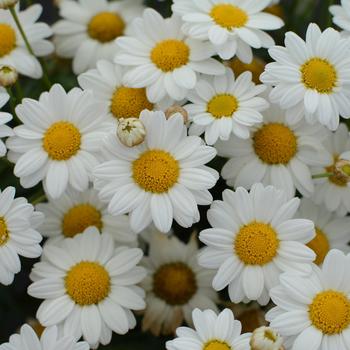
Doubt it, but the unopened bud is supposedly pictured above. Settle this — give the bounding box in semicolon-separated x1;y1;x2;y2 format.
117;118;146;147
334;159;350;183
0;65;18;87
165;105;188;124
0;0;18;9
250;326;284;350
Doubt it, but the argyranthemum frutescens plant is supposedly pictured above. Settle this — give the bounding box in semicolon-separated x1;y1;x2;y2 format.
1;1;350;350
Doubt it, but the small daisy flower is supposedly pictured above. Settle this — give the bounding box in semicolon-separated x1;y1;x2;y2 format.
53;0;144;74
312;123;350;216
267;249;350;350
330;0;350;36
261;23;350;130
166;308;251;350
28;228;147;348
199;184;316;305
7;84;109;199
0;87;13;156
93;110;219;234
0;4;53;79
216;102;330;199
0;186;43;286
185;68;268;144
36;187;136;246
172;0;284;61
141;232;218;336
0;324;89;350
226;56;266;84
297;198;350;265
78;60;170;123
115;8;225;103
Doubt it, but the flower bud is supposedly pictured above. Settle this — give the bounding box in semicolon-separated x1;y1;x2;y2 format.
334;159;350;183
0;0;18;9
117;118;146;147
250;326;284;350
165;105;188;124
0;65;18;87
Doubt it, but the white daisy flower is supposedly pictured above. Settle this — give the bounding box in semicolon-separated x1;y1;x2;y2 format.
297;198;350;265
93;110;219;234
166;308;251;350
267;249;350;350
6;84;109;199
28;228;147;348
0;4;53;79
311;123;350;216
185;68;268;144
0;87;13;156
141;232;218;336
261;23;350;130
216;102;330;199
0;186;43;286
0;324;89;350
198;184;316;305
114;8;225;103
53;0;144;74
172;0;284;61
330;0;350;36
78;60;171;123
36;187;136;246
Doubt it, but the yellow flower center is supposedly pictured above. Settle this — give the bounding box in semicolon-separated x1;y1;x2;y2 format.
153;262;197;305
65;261;110;306
228;57;266;84
110;87;154;119
151;39;190;72
207;94;239;118
309;290;350;334
88;12;125;43
43;121;81;161
326;156;348;187
253;123;297;165
235;222;279;265
306;227;330;265
132;149;179;193
62;204;103;238
301;58;337;94
210;4;248;29
0;217;9;246
0;23;16;58
204;341;231;350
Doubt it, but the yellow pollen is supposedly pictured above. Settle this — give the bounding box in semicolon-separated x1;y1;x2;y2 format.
228;57;266;84
132;149;179;193
253;123;297;165
207;94;239;119
62;204;103;238
65;261;110;306
0;23;16;58
0;217;9;246
235;221;279;265
306;227;330;265
153;262;197;305
309;290;350;334
88;12;125;43
326;156;348;187
43;121;81;161
204;340;231;350
301;58;337;94
110;87;154;119
210;4;248;29
151;39;190;72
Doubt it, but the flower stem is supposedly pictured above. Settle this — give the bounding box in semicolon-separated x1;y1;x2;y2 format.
312;172;333;179
5;87;20;124
9;6;52;89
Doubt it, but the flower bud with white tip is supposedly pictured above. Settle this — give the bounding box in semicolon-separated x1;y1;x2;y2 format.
165;105;188;124
0;65;18;87
117;117;146;147
0;0;18;9
250;326;284;350
334;159;350;184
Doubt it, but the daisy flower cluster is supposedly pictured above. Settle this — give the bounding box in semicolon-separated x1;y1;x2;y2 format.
0;1;350;350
